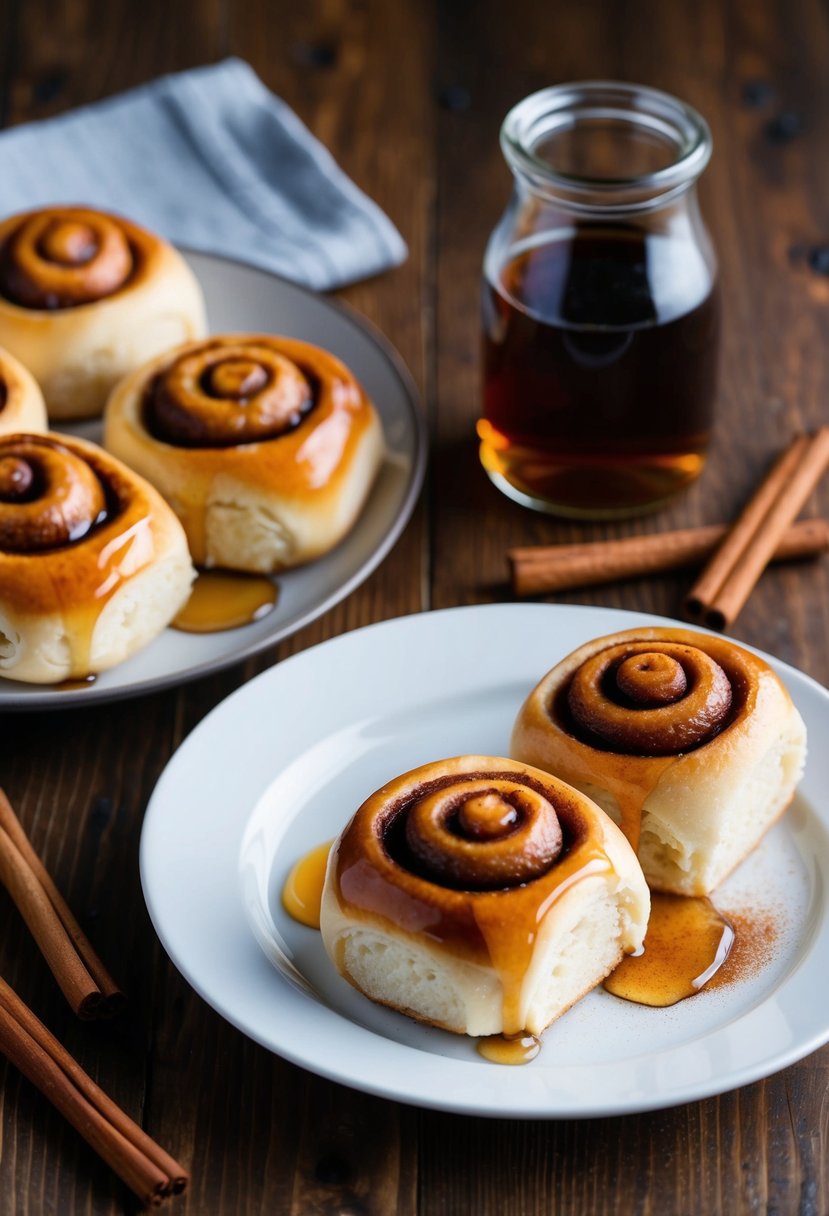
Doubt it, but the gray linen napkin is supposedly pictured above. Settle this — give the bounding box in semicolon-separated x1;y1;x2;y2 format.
0;58;407;291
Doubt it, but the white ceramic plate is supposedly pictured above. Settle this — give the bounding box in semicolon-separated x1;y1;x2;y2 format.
140;603;829;1118
0;251;425;710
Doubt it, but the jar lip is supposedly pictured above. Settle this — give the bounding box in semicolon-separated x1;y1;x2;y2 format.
500;81;712;204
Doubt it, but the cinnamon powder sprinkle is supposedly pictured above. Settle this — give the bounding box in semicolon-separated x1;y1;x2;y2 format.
706;905;783;991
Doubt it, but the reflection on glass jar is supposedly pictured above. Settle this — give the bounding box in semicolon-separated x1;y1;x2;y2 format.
480;82;720;518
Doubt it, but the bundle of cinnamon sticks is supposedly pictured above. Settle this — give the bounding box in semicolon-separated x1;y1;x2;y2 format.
0;788;187;1206
509;429;829;628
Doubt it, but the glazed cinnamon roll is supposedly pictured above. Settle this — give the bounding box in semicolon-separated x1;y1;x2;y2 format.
0;347;46;435
104;335;384;573
0;206;206;419
511;628;807;895
0;432;194;683
320;756;649;1037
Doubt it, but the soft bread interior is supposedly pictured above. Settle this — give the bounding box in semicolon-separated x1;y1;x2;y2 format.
322;872;646;1037
205;483;296;573
334;927;500;1035
576;717;806;895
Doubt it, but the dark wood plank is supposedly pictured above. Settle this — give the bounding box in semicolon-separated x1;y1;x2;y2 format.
4;0;228;125
0;0;19;129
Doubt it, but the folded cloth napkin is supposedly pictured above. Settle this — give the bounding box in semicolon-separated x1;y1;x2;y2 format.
0;58;407;291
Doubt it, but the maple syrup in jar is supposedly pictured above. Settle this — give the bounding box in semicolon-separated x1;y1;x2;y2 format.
480;83;719;517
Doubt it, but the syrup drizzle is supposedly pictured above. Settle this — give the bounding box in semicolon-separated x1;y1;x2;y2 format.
477;1033;541;1065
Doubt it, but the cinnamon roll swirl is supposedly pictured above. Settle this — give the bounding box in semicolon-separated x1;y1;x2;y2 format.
104;335;384;573
0;432;194;683
0;206;206;419
0;347;46;435
511;628;807;895
320;756;649;1037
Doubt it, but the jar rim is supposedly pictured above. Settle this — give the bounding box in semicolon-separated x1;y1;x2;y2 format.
500;81;712;209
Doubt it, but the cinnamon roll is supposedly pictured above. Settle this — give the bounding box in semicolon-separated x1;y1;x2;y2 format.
511;628;807;896
0;432;194;683
0;206;206;419
104;335;384;573
0;347;46;435
320;756;649;1037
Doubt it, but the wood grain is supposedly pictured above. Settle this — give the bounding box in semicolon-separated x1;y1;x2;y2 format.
1;0;828;1213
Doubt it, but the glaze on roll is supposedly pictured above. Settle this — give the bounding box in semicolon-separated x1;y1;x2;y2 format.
319;756;649;1038
0;206;206;419
104;335;384;573
511;628;807;895
0;432;194;683
0;346;46;435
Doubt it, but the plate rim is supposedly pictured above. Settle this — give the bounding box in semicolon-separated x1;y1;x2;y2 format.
140;602;829;1118
0;250;427;712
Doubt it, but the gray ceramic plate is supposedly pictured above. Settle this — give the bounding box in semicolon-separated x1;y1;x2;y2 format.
0;252;425;711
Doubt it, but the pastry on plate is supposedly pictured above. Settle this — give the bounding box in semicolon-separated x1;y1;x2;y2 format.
510;627;807;895
104;334;384;573
0;346;46;434
0;205;206;419
0;432;194;683
320;755;649;1037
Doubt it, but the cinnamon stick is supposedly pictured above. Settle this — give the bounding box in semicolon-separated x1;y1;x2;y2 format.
508;518;829;597
686;428;829;629
0;789;122;1018
0;975;187;1205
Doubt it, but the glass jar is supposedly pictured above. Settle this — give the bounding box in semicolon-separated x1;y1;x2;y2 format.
479;82;719;518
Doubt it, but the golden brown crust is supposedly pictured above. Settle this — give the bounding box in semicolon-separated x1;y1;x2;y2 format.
511;627;794;862
143;339;315;447
323;754;650;1037
331;756;610;968
0;207;167;312
104;334;384;570
0;431;180;616
0;346;46;435
562;637;739;755
0;207;206;421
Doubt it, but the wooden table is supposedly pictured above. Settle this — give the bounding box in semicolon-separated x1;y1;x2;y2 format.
3;0;829;1211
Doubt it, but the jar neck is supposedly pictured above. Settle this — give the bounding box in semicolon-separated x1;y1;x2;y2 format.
501;82;712;217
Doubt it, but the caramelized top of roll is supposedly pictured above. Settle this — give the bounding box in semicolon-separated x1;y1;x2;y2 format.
332;757;612;970
0;432;158;616
0;207;167;311
143;338;316;447
564;638;737;755
511;627;782;852
134;336;376;493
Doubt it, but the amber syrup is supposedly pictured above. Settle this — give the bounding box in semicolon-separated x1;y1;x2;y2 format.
480;227;719;516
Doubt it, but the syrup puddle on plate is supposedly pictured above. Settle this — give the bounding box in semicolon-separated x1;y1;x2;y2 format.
604;892;734;1006
281;840;333;930
56;675;98;691
172;571;278;633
